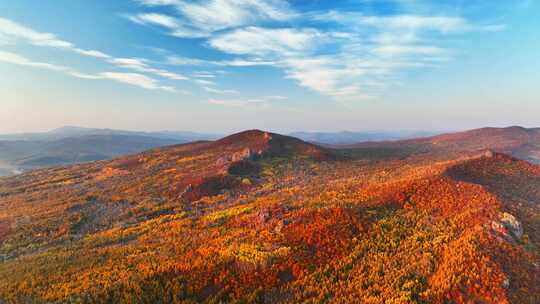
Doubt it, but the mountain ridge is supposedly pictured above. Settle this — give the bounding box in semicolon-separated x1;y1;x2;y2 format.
0;127;538;303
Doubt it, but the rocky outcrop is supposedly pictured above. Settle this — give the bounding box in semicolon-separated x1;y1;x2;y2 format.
216;148;264;167
491;212;523;240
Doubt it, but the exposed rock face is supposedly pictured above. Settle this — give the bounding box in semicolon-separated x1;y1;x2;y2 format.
499;212;523;239
502;277;510;289
216;148;263;167
232;148;259;162
491;212;523;240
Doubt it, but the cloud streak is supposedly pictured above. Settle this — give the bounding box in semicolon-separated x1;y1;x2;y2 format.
0;17;110;59
0;50;68;71
0;17;188;91
0;50;174;92
133;0;295;38
208;95;285;107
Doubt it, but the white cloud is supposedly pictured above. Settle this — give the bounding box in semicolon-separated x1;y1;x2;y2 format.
133;0;295;38
110;57;188;80
73;49;111;59
208;95;287;107
166;55;276;67
209;98;265;107
264;95;287;100
219;59;276;66
100;72;175;91
199;7;506;101
0;18;110;59
0;50;175;92
128;13;179;28
0;50;67;71
202;86;239;94
0;17;186;90
69;72;104;80
194;79;216;86
209;27;321;56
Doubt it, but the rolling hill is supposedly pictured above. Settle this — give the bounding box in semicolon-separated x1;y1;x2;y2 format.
343;126;540;163
0;129;538;303
0;127;221;176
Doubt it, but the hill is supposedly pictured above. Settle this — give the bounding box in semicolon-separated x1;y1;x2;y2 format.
0;134;182;176
344;126;540;163
0;127;221;176
0;129;538;303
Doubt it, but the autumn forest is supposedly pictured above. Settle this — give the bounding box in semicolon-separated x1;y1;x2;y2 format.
0;127;538;303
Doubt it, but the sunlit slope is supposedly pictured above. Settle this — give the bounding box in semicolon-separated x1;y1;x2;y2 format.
0;131;538;303
344;126;540;164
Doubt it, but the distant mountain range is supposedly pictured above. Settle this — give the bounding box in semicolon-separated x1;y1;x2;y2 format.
0;126;221;142
2;126;533;177
345;126;540;164
288;130;442;145
0;127;221;176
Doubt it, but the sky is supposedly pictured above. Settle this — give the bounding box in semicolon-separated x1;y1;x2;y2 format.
0;0;539;134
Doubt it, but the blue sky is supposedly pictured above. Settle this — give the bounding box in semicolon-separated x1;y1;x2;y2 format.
0;0;539;134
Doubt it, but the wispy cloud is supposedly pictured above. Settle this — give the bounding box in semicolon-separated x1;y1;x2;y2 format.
199;8;505;101
109;57;188;80
99;72;175;91
133;0;295;38
0;50;174;92
194;79;216;86
202;86;239;94
0;17;187;91
71;71;175;92
209;27;321;56
0;50;68;71
128;13;179;29
166;55;275;67
208;95;286;107
0;17;110;59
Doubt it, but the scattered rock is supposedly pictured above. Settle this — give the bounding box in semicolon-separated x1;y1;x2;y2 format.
178;184;193;199
232;148;254;162
491;212;523;240
258;209;271;224
501;277;510;289
500;212;523;239
241;178;252;186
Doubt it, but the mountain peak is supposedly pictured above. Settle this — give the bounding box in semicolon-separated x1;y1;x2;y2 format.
214;129;271;145
212;130;334;160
